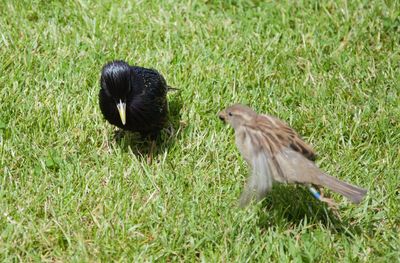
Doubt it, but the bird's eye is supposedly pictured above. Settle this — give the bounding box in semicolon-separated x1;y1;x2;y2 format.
228;112;233;116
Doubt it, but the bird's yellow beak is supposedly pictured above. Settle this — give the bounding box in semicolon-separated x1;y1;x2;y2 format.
116;100;126;125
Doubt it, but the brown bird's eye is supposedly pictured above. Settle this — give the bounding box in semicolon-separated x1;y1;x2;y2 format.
228;112;233;116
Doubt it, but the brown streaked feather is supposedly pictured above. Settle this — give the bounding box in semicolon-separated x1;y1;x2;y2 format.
244;114;316;161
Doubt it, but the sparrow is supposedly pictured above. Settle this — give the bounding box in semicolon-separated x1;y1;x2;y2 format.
99;60;171;139
218;104;367;207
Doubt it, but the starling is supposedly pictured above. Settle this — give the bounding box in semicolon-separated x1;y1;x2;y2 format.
99;60;170;139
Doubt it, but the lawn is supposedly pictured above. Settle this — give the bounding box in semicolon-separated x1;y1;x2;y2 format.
1;0;399;261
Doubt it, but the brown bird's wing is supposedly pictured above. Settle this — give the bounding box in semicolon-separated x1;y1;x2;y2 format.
242;115;317;182
243;115;333;184
238;147;275;207
256;114;316;161
237;123;290;206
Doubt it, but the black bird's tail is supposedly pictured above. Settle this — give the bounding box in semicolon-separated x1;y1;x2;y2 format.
167;85;179;91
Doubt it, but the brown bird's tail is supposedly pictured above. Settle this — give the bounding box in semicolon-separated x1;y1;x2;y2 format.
319;174;367;204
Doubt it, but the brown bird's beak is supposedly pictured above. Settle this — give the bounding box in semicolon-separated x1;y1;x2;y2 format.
218;111;227;123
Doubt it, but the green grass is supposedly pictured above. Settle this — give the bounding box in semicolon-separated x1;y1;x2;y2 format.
1;0;399;261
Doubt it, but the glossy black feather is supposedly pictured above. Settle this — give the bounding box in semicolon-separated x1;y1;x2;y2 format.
99;60;169;137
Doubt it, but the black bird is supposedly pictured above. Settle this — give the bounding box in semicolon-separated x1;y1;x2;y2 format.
99;60;170;139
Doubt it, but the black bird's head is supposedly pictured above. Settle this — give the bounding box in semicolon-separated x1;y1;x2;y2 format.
100;60;133;125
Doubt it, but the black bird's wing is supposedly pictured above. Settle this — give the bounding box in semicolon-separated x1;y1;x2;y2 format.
128;66;169;136
131;67;168;97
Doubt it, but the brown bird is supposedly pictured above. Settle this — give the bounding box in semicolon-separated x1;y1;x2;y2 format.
218;104;367;207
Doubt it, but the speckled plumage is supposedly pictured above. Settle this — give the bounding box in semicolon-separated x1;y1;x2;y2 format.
99;60;169;138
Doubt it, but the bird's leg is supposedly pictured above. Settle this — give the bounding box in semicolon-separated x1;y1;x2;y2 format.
308;186;338;209
308;186;341;219
145;131;159;165
318;187;339;209
320;196;339;209
147;140;156;165
318;190;341;219
164;123;175;137
113;129;126;141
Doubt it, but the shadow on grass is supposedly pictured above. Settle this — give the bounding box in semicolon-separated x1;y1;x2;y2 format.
113;92;184;158
257;185;363;234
